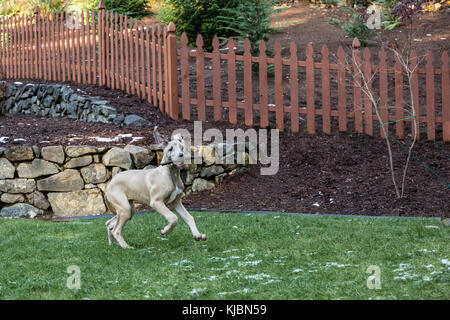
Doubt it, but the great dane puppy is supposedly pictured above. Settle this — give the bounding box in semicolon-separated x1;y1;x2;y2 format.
104;131;206;249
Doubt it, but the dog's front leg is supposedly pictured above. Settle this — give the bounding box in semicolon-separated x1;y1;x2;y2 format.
151;200;179;236
174;200;207;241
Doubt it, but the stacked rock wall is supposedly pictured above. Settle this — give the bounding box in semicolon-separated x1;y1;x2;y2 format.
2;82;126;124
0;144;249;218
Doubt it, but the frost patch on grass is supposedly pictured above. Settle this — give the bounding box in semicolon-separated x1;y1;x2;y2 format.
323;262;352;268
393;263;418;280
218;288;251;296
245;273;272;280
171;259;193;270
263;279;281;284
210;256;227;261
225;270;240;276
418;249;435;253
189;288;206;295
238;260;262;266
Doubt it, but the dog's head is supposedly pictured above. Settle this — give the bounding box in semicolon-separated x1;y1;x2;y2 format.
161;134;188;169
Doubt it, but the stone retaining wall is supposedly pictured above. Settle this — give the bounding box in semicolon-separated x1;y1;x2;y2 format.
0;144;249;218
1;82;150;126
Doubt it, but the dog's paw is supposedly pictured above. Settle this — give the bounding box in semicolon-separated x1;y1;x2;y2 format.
195;234;207;241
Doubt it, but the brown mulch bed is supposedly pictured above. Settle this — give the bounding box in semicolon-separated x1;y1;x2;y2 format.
1;80;449;218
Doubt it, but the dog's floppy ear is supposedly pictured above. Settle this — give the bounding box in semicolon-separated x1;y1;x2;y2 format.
153;126;169;148
172;133;184;143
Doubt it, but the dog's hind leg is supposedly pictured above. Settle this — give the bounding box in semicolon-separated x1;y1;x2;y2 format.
105;196;118;245
108;193;134;249
151;201;178;237
106;216;117;245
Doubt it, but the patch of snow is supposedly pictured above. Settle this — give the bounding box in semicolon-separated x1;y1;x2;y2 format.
238;260;262;266
312;202;320;207
130;137;144;143
13;138;26;142
210;256;227;261
68;137;83;142
245;273;271;280
14;82;23;85
91;136;117;142
189;288;206;295
323;262;351;268
425;225;439;229
0;137;9;143
90;133;133;142
292;268;303;273
218;288;250;295
225;270;240;276
263;279;281;284
419;249;435;253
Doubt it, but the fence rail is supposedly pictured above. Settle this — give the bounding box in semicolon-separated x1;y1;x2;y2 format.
0;5;449;142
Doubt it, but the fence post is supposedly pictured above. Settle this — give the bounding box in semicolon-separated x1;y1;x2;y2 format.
166;22;178;120
34;6;40;79
98;0;106;86
442;51;449;142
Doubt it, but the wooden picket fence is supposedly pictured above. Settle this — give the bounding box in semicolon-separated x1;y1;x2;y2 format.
0;5;449;142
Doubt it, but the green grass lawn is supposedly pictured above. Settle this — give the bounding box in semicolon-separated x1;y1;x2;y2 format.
0;211;448;300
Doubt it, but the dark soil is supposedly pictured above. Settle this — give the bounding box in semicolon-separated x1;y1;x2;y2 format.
1;80;449;218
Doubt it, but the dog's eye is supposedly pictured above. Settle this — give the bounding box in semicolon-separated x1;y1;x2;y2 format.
169;147;173;152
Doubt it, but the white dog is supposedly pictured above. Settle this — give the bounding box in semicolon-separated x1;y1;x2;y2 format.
104;129;206;248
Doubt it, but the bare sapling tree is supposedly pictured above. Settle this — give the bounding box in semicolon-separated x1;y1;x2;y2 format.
343;0;426;198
